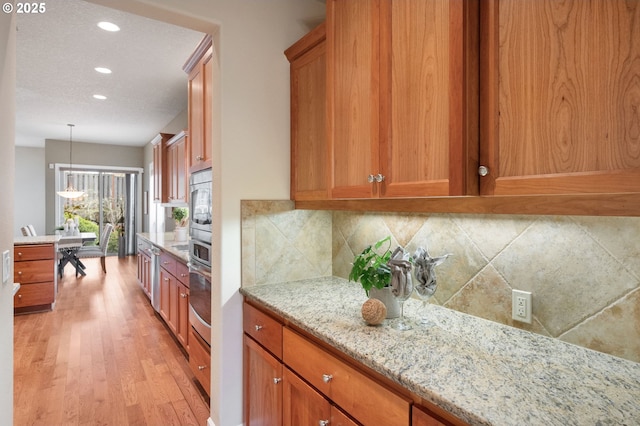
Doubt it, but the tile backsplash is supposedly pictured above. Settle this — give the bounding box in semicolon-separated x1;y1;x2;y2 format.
241;200;640;363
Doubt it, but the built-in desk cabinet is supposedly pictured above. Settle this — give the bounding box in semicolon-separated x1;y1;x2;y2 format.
244;301;460;426
14;243;56;312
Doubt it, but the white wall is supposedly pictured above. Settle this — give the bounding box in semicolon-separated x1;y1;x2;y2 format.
0;3;15;423
14;147;46;236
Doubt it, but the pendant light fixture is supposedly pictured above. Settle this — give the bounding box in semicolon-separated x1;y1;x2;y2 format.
57;124;84;199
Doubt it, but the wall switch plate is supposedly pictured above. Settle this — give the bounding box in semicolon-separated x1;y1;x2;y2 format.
512;289;532;324
2;250;10;284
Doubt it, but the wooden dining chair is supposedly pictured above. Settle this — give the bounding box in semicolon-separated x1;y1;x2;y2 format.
76;224;114;273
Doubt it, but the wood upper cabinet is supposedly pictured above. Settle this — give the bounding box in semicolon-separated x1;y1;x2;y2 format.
185;34;214;174
166;131;188;204
286;23;328;201
151;133;173;203
327;0;479;199
479;0;640;195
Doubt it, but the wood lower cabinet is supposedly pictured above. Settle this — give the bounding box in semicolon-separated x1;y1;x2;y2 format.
283;327;410;426
244;335;283;426
14;244;55;312
413;405;459;426
136;246;151;299
159;251;189;351
480;0;640;195
244;301;420;426
283;367;358;426
189;327;211;396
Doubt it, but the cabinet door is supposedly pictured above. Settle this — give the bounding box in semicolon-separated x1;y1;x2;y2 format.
175;138;187;202
159;269;173;328
287;24;328;201
244;335;283;426
153;141;163;202
283;367;330;426
480;0;640;195
188;47;213;174
327;0;380;198
379;0;478;197
176;282;189;349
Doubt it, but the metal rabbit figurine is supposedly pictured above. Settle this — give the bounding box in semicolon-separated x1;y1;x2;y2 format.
413;247;451;326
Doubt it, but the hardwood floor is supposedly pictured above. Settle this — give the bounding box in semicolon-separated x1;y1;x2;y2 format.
14;256;210;426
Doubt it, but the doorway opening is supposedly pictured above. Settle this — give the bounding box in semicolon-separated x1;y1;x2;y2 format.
55;165;142;256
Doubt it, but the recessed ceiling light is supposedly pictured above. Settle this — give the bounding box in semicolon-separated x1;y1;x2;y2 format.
93;94;107;100
98;21;120;32
94;67;112;74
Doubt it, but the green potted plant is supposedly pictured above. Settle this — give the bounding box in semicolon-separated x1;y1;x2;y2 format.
349;236;400;318
172;207;189;242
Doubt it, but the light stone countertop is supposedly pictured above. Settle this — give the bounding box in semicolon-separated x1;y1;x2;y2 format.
14;235;59;245
241;276;640;426
136;232;189;262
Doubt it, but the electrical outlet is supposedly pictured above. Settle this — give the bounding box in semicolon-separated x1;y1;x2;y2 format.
2;250;10;284
512;289;532;324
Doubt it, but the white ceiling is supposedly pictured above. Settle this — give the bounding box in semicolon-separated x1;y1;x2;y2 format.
15;0;205;147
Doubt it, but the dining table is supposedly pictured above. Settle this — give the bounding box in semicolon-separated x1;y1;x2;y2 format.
57;232;97;278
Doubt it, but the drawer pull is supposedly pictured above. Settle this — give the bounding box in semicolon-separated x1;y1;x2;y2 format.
163;277;169;281
17;252;22;257
198;365;206;371
163;261;170;265
273;377;282;384
319;421;329;426
180;293;187;298
17;271;22;275
254;325;263;331
180;273;188;277
322;374;333;383
17;294;22;299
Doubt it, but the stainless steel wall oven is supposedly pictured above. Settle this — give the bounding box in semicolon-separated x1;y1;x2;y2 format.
188;168;212;347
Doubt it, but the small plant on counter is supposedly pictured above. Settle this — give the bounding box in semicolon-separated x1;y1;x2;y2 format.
349;236;393;296
172;207;189;228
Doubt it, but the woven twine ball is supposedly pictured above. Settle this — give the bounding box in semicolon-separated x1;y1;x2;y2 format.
361;298;387;326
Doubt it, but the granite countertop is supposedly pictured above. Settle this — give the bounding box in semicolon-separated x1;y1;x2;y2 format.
241;277;640;426
14;235;59;245
137;232;189;262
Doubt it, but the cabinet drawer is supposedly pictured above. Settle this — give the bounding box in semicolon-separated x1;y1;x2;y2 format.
283;328;410;426
14;259;54;283
159;251;177;276
14;282;54;308
244;302;283;359
189;328;211;396
14;244;54;261
176;261;189;287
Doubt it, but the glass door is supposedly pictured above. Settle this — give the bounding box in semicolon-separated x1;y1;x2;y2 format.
57;169;136;255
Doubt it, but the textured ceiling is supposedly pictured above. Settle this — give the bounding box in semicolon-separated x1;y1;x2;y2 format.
16;0;205;147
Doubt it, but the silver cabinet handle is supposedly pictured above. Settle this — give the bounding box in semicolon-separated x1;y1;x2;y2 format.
198;365;206;371
367;174;385;183
17;271;22;275
254;325;263;331
322;374;332;383
17;252;22;257
319;420;329;426
273;377;282;384
478;165;489;177
180;293;187;298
